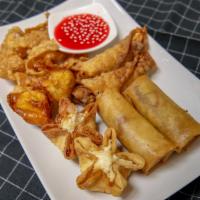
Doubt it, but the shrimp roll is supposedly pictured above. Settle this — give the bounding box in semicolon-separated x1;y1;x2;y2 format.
123;75;200;152
97;89;175;173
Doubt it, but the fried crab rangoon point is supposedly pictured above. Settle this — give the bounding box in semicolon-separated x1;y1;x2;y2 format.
42;98;102;159
7;87;51;126
75;128;145;196
72;85;95;105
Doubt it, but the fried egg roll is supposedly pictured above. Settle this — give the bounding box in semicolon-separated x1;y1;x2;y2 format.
123;75;200;152
97;89;174;173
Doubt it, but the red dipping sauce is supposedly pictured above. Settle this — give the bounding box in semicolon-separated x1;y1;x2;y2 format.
54;13;110;50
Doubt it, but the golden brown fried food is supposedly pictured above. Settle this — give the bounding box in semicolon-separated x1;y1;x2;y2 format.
27;40;58;61
72;85;95;105
80;61;135;95
75;128;145;196
131;26;148;53
73;27;150;79
25;40;60;76
122;52;157;90
42;98;102;159
26;51;87;76
1;27;24;50
24;22;47;33
7;87;51;126
14;72;46;88
74;31;133;78
42;70;75;101
71;87;93;103
15;70;75;102
26;39;88;76
134;51;157;77
98;89;175;173
0;22;49;81
2;22;48;52
123;75;200;152
0;49;25;80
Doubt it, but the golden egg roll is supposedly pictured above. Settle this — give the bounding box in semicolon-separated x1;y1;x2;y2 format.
97;89;175;173
74;27;149;78
75;32;132;78
123;75;200;152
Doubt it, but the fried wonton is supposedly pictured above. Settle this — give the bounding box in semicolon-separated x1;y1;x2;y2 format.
0;49;25;80
42;70;75;101
26;40;88;76
14;72;45;88
14;69;75;102
2;22;48;51
3;23;49;50
75;128;145;196
42;98;102;159
80;61;135;95
7;86;51;126
72;85;95;105
0;22;48;81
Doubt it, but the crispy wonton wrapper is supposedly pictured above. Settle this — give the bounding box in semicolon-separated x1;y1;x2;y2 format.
123;51;157;89
0;49;25;80
15;69;75;102
42;98;102;159
75;128;145;196
42;70;75;101
2;22;48;51
80;61;135;95
1;22;48;60
0;22;48;80
7;86;51;126
26;40;88;76
72;85;95;105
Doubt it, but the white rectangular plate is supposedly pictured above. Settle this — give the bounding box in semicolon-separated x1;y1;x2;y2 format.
1;0;200;200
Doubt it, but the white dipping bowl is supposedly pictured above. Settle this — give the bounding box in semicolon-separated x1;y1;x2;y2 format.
48;3;117;54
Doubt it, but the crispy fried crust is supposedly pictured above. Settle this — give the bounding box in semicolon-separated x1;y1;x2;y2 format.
75;128;145;196
7;87;51;126
42;98;102;159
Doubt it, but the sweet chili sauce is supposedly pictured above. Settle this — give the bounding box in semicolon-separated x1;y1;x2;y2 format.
54;13;110;50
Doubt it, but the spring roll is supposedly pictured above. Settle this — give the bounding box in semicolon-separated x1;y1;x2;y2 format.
73;27;149;78
123;75;200;152
75;32;132;78
97;89;175;173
